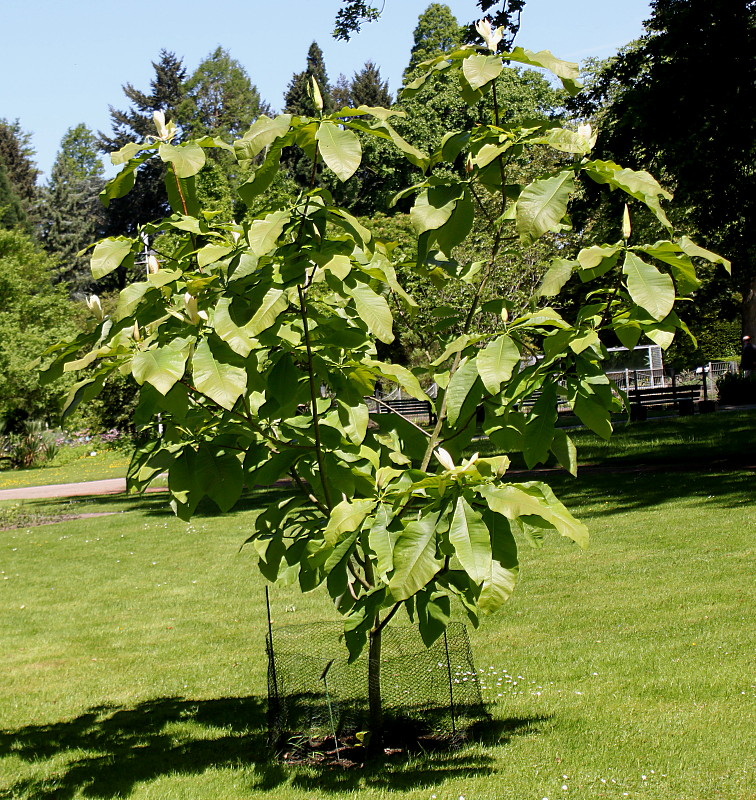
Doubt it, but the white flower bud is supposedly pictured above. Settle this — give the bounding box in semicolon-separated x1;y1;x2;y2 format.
435;448;456;471
184;293;201;325
86;294;104;321
622;204;632;240
146;254;160;274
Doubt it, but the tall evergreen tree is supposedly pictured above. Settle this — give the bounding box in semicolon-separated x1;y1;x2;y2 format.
405;3;463;77
573;0;756;337
0;119;39;229
99;50;186;242
350;61;392;107
40;124;106;296
178;46;269;141
0;162;29;232
283;42;333;116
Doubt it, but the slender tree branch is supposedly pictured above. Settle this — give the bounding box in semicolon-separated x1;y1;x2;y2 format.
369;396;433;438
348;557;372;591
290;466;329;514
375;602;402;633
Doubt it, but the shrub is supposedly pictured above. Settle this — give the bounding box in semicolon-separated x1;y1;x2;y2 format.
716;372;756;405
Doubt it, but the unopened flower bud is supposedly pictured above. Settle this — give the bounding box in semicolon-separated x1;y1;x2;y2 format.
184;292;201;325
435;447;456;471
86;294;104;321
147;254;160;274
622;204;632;240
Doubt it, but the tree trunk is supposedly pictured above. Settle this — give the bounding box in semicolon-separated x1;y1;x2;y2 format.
743;272;756;339
367;623;384;755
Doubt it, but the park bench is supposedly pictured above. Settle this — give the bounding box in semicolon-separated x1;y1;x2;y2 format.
627;383;700;420
370;398;437;425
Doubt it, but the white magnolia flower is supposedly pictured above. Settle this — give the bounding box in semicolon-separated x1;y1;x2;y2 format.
86;294;104;321
434;447;456;471
152;110;177;142
475;18;503;52
132;321;141;342
146;254;160;274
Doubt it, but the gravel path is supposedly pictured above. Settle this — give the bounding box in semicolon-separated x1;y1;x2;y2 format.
0;478;139;501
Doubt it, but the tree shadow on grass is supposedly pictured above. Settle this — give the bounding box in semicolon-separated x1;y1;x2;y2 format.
0;695;281;799
0;695;547;798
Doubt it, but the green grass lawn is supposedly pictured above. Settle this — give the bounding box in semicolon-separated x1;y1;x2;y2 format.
1;412;754;799
0;445;129;491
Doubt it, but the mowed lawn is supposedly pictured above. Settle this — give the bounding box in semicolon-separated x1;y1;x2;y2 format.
1;411;754;799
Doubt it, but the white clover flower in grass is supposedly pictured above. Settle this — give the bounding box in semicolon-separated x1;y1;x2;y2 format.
86;294;104;321
475;18;504;52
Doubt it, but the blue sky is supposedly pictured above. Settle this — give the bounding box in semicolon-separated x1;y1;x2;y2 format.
1;1;650;177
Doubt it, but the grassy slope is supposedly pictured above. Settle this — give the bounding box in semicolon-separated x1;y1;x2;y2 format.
1;413;754;799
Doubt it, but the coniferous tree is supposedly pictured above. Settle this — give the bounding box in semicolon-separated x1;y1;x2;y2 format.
0;119;39;230
282;43;334;189
40;124;106;296
0;162;29;232
405;3;463;77
178;47;269;141
283;42;333;116
99;50;187;243
350;61;392;107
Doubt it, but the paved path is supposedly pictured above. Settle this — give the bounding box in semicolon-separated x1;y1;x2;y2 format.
0;478;137;501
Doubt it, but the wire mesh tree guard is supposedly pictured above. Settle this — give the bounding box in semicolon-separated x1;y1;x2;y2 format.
266;595;488;758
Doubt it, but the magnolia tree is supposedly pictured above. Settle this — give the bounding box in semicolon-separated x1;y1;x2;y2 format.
43;25;726;751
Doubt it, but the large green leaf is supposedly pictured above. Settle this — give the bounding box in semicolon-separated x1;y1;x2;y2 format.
409;186;462;234
191;339;247;410
634;241;700;294
477;482;588;548
623;252;675;321
196;445;244;512
315;122;362;181
449;497;492;584
523;384;558;468
445;357;479;425
324;498;375;545
507;47;581;94
197;244;233;269
462;54;503;90
572;392;612;440
246;288;289;336
233;114;292;164
388;515;443;601
237;140;284;204
247;210;290;256
584;160;672;229
349;283;394;343
132;343;189;395
213;298;256;357
550;428;578;476
368;504;394;581
516;171;575;245
678;235;731;273
91;237;134;280
538;259;575;297
158;142;206;178
364;360;429;402
476;335;520;394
